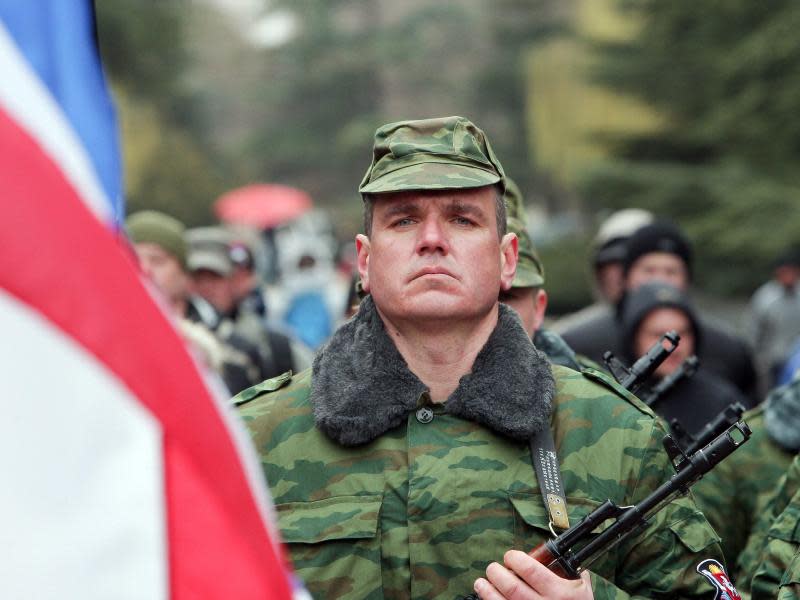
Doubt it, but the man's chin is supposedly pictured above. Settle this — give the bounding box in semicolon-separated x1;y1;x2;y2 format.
382;294;495;323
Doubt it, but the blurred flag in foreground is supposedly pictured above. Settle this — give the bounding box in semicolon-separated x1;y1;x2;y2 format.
0;3;294;598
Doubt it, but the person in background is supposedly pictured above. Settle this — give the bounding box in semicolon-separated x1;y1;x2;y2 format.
561;220;758;404
125;211;228;392
187;227;310;389
694;373;799;577
749;247;800;391
228;235;269;320
551;208;652;336
778;338;800;386
499;178;588;371
618;281;747;446
740;453;800;598
235;116;726;600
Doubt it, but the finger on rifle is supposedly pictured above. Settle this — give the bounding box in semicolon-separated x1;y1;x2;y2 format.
480;559;541;600
504;550;593;599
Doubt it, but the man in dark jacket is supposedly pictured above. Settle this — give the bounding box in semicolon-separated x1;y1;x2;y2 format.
560;220;758;404
619;281;748;446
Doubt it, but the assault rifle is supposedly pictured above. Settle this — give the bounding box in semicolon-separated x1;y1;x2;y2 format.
643;355;700;407
669;401;747;456
603;330;680;394
459;419;751;598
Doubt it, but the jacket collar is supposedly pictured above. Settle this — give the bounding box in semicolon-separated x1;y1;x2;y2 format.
311;295;554;446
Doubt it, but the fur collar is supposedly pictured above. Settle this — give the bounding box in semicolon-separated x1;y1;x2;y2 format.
311;295;555;446
765;376;800;451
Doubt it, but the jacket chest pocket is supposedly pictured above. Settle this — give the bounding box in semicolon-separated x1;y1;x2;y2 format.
508;493;615;579
277;494;383;600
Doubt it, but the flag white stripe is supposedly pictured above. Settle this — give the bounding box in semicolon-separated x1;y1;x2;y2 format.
0;290;166;599
0;22;111;222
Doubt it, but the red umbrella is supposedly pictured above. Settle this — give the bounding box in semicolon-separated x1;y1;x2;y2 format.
214;184;312;229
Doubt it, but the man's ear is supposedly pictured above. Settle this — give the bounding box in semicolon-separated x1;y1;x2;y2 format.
533;289;548;331
499;232;518;292
355;234;371;293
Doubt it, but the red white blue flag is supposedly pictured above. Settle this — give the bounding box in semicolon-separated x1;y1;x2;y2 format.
0;3;294;598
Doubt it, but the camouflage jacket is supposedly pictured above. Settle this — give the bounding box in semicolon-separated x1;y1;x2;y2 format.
748;455;800;599
237;298;723;599
693;404;794;573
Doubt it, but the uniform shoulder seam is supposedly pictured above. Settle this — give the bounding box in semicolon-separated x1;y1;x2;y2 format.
232;369;298;406
577;366;656;417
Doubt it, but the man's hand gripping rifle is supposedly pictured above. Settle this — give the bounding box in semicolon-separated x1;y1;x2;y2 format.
521;418;750;580
460;331;751;598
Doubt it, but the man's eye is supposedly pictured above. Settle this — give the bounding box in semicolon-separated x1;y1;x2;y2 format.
453;216;474;226
393;217;415;227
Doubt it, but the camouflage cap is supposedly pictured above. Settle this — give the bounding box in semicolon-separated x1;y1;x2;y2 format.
359;116;506;195
504;179;545;287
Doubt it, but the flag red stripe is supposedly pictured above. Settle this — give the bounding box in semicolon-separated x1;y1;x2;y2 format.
0;108;292;598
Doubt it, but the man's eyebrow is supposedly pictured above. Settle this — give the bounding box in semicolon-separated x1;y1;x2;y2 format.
381;201;421;219
446;199;486;218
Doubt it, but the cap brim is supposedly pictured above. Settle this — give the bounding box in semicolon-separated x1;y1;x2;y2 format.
594;242;627;266
188;252;232;276
360;162;501;194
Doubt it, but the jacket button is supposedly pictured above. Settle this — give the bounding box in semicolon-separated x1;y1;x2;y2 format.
416;407;434;424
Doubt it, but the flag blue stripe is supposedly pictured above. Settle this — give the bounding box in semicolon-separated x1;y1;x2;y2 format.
0;0;123;224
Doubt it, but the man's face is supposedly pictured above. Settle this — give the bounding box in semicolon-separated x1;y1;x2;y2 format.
634;307;695;378
500;287;547;338
134;242;188;305
626;252;689;292
230;266;256;302
356;187;517;324
776;265;800;289
191;269;236;315
596;262;625;303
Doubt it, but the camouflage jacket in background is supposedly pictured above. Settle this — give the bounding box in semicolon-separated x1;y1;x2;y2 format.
693;404;794;574
237;300;723;600
533;327;601;372
747;455;800;599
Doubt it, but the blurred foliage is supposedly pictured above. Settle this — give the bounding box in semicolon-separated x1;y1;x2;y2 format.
96;0;237;224
93;0;800;302
244;0;383;208
538;235;594;314
579;0;800;296
244;0;557;215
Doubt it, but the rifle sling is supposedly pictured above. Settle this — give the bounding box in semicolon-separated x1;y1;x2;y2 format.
530;427;570;531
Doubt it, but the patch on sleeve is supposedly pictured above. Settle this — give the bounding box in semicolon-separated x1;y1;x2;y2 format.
696;559;741;600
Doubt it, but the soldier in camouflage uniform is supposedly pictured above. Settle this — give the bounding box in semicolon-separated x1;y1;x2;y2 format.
692;375;797;576
500;179;594;372
742;455;800;598
237;116;728;599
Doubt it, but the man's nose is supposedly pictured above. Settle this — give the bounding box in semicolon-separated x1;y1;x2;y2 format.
416;216;449;254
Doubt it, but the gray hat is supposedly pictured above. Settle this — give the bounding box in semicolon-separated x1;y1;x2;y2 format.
187;227;233;276
593;209;654;267
359;116;506;195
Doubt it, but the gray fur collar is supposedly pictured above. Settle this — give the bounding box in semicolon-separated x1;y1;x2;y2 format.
764;376;800;451
311;295;555;446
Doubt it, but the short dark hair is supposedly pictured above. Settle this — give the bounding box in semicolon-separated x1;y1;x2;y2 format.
362;185;506;238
